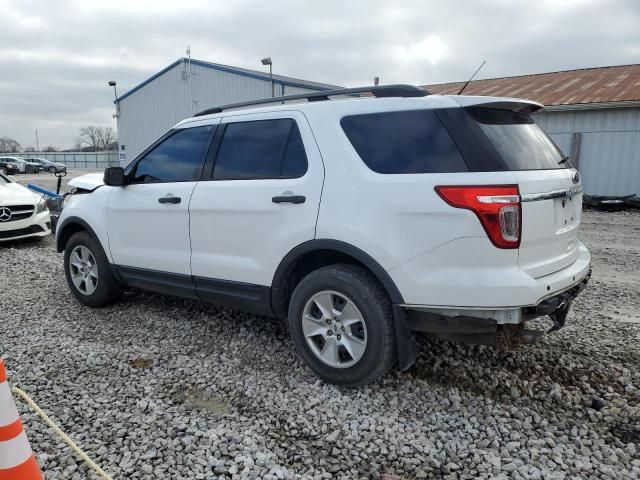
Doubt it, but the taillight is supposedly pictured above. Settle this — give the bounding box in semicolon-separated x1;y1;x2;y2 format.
435;185;521;249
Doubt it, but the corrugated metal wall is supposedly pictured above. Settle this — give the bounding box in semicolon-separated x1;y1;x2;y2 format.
535;108;640;196
117;61;322;164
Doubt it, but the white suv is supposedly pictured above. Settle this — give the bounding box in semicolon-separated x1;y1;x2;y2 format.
56;85;591;386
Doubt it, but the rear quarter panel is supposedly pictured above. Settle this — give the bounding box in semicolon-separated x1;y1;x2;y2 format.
306;105;519;272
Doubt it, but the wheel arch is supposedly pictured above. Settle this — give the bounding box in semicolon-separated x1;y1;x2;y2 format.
271;239;404;318
271;239;417;370
56;216;102;253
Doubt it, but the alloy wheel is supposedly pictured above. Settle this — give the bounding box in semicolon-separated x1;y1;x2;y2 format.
301;290;368;368
69;245;99;295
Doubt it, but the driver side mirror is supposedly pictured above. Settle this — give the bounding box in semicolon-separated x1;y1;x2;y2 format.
104;167;126;187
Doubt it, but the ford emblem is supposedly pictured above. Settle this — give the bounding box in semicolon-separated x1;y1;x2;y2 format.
572;171;580;184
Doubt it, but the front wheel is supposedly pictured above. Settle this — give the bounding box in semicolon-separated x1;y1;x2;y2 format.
288;264;397;386
0;167;6;175
64;231;122;307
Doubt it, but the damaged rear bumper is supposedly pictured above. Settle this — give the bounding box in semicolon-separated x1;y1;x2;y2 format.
403;268;592;347
524;268;591;331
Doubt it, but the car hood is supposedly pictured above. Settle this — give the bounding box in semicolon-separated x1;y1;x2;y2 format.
0;182;38;205
68;172;104;191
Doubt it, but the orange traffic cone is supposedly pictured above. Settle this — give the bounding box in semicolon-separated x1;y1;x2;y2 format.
0;359;43;480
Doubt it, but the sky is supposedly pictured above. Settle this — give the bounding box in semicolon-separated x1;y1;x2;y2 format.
0;0;638;149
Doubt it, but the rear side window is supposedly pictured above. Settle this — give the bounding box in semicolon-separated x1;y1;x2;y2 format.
340;110;468;174
131;126;213;183
213;119;308;180
467;108;565;170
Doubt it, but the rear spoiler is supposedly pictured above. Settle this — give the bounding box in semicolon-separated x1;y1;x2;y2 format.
451;96;544;114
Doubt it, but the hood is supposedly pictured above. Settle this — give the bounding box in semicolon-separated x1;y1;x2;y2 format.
68;172;104;191
0;181;39;205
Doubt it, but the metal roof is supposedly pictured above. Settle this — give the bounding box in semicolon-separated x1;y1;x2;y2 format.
424;64;640;107
117;58;341;102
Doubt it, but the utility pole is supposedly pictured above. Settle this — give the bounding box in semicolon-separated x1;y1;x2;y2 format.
261;57;274;97
108;81;119;118
187;46;194;113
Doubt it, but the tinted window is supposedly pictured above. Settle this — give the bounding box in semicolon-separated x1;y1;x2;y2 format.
467;108;565;170
280;125;308;178
213;119;307;180
131;126;212;183
340;110;467;174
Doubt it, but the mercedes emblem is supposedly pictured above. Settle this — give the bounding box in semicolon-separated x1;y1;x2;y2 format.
0;207;12;222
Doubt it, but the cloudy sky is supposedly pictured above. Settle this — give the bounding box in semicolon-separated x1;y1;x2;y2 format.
1;0;638;149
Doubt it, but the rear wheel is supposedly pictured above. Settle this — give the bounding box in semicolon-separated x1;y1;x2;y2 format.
288;264;397;386
64;231;122;307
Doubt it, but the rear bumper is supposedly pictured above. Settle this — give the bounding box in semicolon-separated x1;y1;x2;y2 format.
401;244;591;345
405;269;590;346
392;238;591;311
527;267;591;318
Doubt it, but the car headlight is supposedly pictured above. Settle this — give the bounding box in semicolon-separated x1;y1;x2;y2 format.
35;197;48;214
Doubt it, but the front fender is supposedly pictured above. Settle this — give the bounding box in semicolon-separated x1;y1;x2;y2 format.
55;188;112;261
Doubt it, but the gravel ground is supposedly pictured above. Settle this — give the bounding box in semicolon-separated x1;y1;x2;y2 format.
1;174;639;479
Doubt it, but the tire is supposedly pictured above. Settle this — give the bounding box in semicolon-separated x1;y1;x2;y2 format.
63;231;122;307
0;167;6;175
49;166;56;173
288;264;397;386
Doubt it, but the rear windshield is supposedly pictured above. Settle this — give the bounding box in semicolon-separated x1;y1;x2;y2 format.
340;110;468;174
467;107;565;170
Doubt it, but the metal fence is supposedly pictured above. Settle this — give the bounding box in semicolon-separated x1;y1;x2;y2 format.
22;152;119;169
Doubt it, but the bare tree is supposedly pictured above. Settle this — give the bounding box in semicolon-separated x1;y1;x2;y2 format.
101;127;117;151
42;145;58;152
0;136;21;153
77;126;102;150
77;126;118;151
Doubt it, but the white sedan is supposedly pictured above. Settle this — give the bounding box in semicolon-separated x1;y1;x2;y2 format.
0;172;51;242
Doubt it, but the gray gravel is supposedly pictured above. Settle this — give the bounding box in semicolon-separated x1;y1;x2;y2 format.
1;178;639;478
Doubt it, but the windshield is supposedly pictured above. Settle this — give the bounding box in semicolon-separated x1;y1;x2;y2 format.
467;107;565;170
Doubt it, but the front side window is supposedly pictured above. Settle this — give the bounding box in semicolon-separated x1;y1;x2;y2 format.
130;126;213;183
341;109;468;174
213;119;308;180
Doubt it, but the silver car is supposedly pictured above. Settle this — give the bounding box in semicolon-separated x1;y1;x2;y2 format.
24;157;66;173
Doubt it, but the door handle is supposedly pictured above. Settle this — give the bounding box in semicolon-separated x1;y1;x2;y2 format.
158;195;181;204
272;195;306;204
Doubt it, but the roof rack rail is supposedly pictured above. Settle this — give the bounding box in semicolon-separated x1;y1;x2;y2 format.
194;84;430;117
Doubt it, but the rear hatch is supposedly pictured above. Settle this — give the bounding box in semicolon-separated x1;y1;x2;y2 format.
464;104;582;278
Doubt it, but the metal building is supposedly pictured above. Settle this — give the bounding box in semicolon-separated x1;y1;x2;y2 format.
426;65;640;197
115;57;338;164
